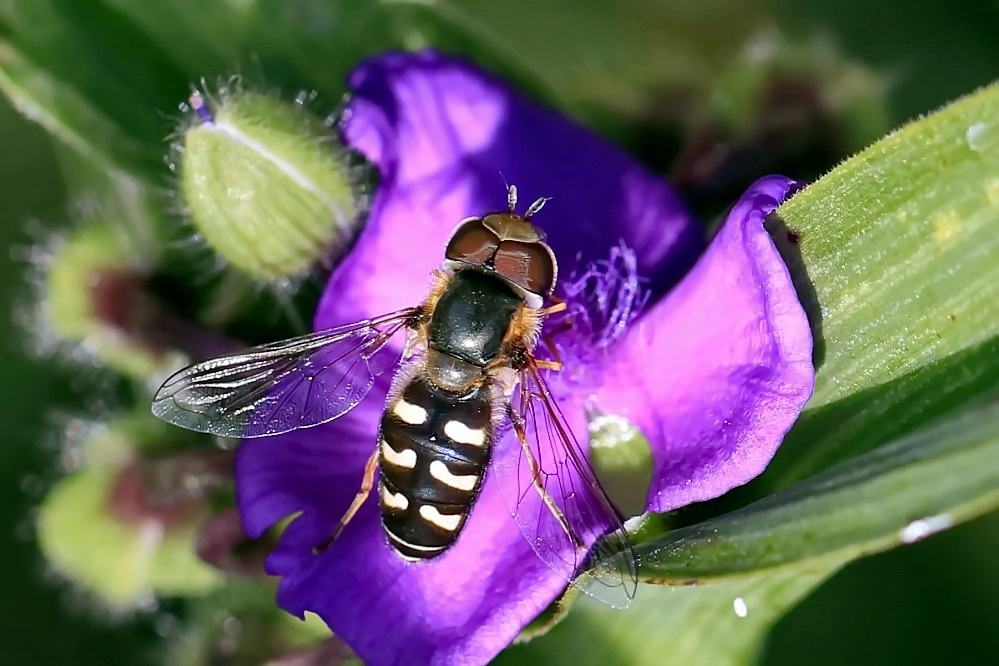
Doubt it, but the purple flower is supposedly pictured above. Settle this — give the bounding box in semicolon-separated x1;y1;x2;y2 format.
236;51;813;666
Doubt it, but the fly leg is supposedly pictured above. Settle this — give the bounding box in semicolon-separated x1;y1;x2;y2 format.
539;297;567;318
506;404;581;550
313;447;379;553
534;296;568;371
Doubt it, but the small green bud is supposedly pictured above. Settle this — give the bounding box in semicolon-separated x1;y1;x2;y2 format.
712;31;890;151
41;220;186;378
180;90;358;280
36;417;223;607
588;412;653;518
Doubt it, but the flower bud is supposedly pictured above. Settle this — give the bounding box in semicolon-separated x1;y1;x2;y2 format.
712;31;890;150
194;506;274;577
39;220;188;379
671;30;890;208
587;411;653;518
179;90;358;280
36;416;224;607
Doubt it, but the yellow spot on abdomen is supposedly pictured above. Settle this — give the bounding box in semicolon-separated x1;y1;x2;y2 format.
381;486;410;511
392;398;428;425
444;420;486;446
419;505;462;532
429;460;478;491
381;439;417;469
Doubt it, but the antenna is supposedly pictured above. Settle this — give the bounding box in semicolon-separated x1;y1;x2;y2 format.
524;196;550;219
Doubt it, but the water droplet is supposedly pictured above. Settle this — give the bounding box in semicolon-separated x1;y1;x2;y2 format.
733;597;748;618
966;122;987;152
899;514;954;544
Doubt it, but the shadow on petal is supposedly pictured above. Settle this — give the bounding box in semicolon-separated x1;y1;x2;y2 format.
764;209;826;369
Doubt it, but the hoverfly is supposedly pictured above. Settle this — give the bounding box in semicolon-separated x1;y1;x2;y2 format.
152;185;638;607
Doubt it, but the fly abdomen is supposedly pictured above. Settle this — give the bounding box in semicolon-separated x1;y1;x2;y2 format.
378;376;493;560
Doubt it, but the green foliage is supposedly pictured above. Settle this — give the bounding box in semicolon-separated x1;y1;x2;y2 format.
637;400;999;583
561;84;999;665
766;82;999;486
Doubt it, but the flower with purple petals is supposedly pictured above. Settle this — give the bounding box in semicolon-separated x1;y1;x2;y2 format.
236;51;814;666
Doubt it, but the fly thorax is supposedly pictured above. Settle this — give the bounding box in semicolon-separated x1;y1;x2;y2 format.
427;270;522;368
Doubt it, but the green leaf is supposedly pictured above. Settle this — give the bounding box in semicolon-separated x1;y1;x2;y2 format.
501;398;999;666
760;80;999;487
0;0;190;177
500;569;825;666
0;39;154;177
99;0;441;101
427;0;892;162
638;399;999;582
432;0;767;116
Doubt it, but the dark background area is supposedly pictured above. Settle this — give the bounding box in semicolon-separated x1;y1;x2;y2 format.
0;0;996;664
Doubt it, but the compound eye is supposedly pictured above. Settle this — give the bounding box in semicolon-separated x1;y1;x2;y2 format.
493;240;557;297
445;218;499;267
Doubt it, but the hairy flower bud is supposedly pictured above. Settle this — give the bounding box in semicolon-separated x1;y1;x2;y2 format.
36;416;224;607
41;221;186;378
712;32;889;148
179;90;358;279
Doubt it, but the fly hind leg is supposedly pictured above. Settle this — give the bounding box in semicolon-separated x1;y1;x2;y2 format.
313;447;379;554
506;404;581;550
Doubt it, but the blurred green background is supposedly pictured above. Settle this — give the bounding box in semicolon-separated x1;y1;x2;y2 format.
0;0;997;664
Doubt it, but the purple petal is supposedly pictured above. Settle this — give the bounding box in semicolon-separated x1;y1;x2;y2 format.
592;175;814;512
317;50;702;331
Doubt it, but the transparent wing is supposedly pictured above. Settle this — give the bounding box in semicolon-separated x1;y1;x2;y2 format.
151;309;417;438
492;360;638;608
